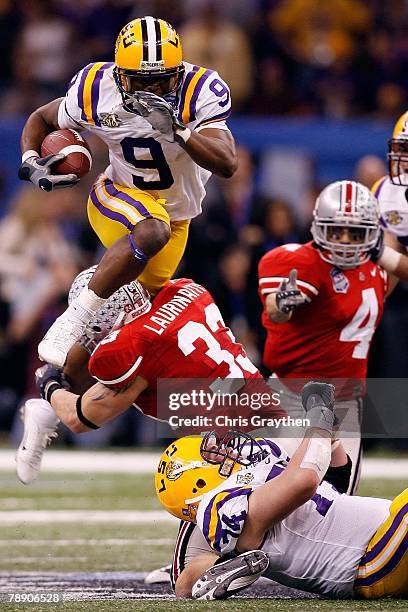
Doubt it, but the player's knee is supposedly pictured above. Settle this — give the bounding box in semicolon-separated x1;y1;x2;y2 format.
132;219;170;258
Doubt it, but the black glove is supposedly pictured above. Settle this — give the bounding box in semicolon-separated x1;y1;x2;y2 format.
301;381;336;433
369;228;385;263
18;153;80;192
129;91;189;142
35;364;69;403
275;269;308;314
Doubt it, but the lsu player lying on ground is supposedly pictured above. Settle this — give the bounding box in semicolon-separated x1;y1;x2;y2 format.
156;383;408;600
18;16;237;368
17;268;289;484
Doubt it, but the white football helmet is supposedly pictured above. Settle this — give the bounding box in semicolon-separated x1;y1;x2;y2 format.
69;266;151;352
311;180;380;269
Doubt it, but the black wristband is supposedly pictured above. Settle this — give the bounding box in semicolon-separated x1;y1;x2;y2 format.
76;395;100;430
324;456;352;494
44;380;63;404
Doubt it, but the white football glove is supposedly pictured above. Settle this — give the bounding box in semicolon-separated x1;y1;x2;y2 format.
129;91;190;143
275;269;308;314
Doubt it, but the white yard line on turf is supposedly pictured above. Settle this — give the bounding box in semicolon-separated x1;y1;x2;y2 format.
0;510;177;524
0;538;174;546
0;450;407;477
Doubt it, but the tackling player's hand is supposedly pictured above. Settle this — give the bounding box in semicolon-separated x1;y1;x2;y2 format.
369;227;385;263
18;153;80;192
301;381;336;433
35;364;70;403
130;91;190;143
275;269;307;314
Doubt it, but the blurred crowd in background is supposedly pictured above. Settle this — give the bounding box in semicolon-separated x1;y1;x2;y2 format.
1;0;408;118
0;0;407;448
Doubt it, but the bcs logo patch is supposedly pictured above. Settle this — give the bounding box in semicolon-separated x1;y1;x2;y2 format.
100;112;121;128
384;210;403;226
236;472;254;485
330;268;349;294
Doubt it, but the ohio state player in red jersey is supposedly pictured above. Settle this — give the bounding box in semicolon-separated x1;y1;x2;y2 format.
87;277;263;420
31;277;277;442
258;180;387;494
259;244;387;382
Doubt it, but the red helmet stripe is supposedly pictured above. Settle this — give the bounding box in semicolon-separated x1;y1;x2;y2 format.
344;181;353;213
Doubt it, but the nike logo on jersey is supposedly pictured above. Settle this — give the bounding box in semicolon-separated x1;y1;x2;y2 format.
370;268;377;277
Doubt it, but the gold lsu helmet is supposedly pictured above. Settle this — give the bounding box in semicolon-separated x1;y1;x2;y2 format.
155;436;227;522
114;16;184;99
155;432;269;521
388;110;408;186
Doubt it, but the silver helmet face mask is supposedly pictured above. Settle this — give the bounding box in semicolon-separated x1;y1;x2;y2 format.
388;137;408;186
311;181;380;269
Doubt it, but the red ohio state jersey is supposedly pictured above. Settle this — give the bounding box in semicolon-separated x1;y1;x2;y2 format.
258;242;387;383
89;278;260;418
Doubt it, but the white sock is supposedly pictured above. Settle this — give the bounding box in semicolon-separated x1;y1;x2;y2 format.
69;287;106;320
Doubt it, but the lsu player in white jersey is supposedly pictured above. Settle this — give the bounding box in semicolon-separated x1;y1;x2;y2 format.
18;16;237;368
370;111;408;283
156;383;408;600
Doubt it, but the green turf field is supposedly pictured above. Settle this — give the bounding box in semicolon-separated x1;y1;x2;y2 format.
0;471;406;611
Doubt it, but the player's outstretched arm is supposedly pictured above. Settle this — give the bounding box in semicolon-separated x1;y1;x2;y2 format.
370;228;408;288
182;127;237;178
265;269;308;323
36;364;148;432
237;382;335;552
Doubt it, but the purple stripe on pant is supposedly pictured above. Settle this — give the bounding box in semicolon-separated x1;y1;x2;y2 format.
90;189;134;230
355;534;407;587
103;179;152;219
362;503;408;563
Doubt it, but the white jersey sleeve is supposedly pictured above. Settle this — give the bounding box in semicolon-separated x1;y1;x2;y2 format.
58;62;115;130
177;63;232;133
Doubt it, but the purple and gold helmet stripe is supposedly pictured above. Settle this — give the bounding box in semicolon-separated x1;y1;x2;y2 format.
178;66;213;124
140;18;149;61
155;18;163;61
78;62;113;126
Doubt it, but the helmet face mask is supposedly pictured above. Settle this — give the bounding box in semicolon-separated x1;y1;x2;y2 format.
114;17;184;104
388;137;408;186
311;181;380;269
201;430;268;476
155;431;267;522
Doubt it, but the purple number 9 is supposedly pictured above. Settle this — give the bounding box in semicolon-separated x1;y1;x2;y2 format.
209;78;230;108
